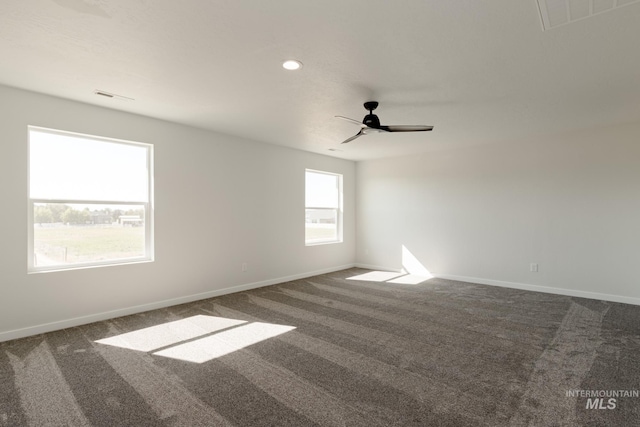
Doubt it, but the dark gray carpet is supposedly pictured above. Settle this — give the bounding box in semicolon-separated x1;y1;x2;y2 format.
1;268;639;426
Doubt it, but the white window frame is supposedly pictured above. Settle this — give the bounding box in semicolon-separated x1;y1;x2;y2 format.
305;169;343;246
27;126;154;273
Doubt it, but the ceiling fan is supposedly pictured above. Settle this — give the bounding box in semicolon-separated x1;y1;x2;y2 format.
336;101;433;144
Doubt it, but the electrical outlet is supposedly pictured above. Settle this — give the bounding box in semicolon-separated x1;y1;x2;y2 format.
530;263;538;272
242;262;248;272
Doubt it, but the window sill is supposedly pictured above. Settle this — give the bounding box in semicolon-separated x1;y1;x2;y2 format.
305;240;343;247
28;258;153;274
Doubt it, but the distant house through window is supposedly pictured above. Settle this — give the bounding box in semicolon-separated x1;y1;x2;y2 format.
28;127;153;272
305;169;342;245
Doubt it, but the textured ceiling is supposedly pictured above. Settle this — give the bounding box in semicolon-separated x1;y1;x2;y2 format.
1;0;640;161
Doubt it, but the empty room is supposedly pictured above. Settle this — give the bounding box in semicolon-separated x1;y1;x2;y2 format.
1;1;639;426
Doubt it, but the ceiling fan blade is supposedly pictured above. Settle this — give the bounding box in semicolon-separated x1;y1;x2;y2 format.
335;115;367;128
379;125;434;132
341;129;364;144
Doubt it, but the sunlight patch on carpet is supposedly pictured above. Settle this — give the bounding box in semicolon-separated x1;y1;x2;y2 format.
349;245;434;285
347;271;432;285
346;271;406;282
95;315;247;352
388;274;432;285
154;322;296;363
95;315;295;363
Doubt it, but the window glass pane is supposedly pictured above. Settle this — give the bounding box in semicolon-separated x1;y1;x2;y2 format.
33;203;145;268
305;208;337;243
30;130;148;202
28;127;152;272
305;171;338;208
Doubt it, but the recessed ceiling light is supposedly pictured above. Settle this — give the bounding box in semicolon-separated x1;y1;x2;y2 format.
282;60;303;71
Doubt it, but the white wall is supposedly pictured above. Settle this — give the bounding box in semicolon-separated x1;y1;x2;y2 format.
356;123;640;304
0;85;355;341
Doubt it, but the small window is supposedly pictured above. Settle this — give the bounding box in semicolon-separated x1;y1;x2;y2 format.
305;169;342;245
28;127;153;272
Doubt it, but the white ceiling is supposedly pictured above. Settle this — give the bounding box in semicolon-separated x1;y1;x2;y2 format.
1;0;640;161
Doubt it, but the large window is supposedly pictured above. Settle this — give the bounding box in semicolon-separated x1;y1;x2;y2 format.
28;127;153;272
305;169;342;245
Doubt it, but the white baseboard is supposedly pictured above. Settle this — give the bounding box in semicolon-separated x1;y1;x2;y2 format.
435;274;640;306
354;263;640;306
0;264;355;343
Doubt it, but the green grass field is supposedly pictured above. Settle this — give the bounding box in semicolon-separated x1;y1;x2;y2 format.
34;225;144;265
34;223;333;267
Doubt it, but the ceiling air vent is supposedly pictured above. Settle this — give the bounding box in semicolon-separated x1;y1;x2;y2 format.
94;90;134;101
537;0;640;30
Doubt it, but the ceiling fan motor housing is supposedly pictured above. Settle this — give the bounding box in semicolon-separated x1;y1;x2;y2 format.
362;101;380;128
363;114;380;128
